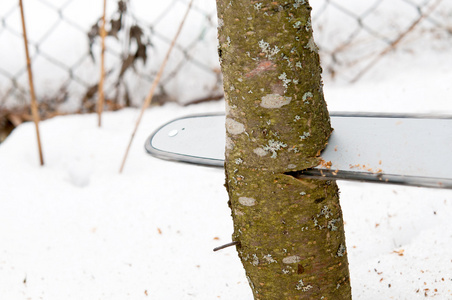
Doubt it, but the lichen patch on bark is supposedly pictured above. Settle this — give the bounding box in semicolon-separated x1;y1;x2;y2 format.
261;94;292;108
226;118;245;135
238;196;257;206
282;255;302;264
253;148;268;157
305;37;319;53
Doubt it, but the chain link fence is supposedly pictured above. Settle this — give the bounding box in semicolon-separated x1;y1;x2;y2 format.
0;0;451;115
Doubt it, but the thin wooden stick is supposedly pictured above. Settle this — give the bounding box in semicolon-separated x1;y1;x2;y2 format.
19;0;44;166
97;0;107;127
119;0;194;173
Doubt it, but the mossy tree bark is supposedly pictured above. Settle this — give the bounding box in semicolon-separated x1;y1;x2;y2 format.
216;1;352;299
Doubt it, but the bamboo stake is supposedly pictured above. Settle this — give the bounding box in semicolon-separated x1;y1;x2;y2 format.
97;0;107;127
119;0;194;173
19;0;44;166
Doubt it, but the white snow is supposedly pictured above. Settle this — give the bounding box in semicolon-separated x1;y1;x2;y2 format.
1;1;452;299
1;47;452;298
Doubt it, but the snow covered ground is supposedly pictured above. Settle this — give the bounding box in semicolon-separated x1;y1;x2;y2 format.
2;0;452;298
1;43;452;299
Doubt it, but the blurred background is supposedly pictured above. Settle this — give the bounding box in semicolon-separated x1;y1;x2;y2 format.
0;0;451;140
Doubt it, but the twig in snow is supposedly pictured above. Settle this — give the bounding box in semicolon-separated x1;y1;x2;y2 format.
119;0;194;173
213;241;240;252
97;0;107;127
19;0;44;166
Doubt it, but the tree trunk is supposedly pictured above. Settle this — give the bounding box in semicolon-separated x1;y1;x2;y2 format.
216;1;352;299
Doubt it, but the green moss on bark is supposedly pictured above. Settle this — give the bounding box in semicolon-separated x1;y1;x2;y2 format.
217;0;351;299
219;0;331;173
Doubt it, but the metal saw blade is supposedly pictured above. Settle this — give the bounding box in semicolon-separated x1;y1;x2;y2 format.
145;113;452;189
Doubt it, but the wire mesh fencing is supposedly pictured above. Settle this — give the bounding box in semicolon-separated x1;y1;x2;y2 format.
311;0;452;82
0;0;451;114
